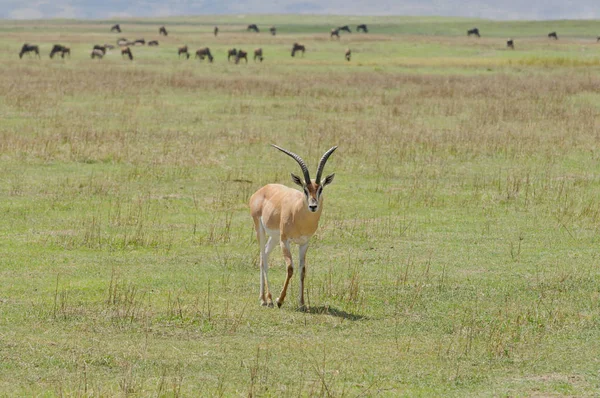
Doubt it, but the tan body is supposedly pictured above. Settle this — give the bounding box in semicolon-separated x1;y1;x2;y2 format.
249;145;336;309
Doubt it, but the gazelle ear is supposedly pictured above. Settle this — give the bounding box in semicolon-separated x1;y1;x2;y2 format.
322;173;335;186
291;173;304;187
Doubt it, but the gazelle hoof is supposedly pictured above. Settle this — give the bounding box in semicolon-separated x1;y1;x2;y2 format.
268;302;274;308
276;298;283;308
261;301;268;307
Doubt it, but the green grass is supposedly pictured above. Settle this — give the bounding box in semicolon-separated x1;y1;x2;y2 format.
1;15;600;396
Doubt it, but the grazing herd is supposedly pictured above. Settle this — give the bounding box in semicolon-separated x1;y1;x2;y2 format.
19;22;587;64
18;22;357;62
466;27;578;50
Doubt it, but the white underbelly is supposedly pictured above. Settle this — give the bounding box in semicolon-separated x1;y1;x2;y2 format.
261;217;280;238
291;235;311;245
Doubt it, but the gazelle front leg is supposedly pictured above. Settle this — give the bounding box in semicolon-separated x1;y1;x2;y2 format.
276;239;293;308
298;243;309;309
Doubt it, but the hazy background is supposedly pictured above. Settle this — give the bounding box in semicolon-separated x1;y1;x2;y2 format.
1;0;598;20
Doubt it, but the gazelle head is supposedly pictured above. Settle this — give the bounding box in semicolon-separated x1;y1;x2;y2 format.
272;145;337;213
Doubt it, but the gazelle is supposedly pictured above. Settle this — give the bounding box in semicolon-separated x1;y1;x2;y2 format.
249;145;337;309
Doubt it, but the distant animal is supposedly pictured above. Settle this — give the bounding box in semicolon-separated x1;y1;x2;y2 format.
330;28;340;39
291;43;305;57
338;25;351;33
214;26;219;36
247;24;259;33
345;48;351;61
178;45;190;59
253;48;263;62
548;31;558;40
90;49;104;59
597;36;600;42
121;46;133;60
93;45;107;54
133;39;145;45
104;44;115;49
227;48;237;62
159;26;168;36
236;50;248;64
49;44;69;59
249;145;338;309
19;43;40;59
507;39;514;49
357;24;368;33
467;28;480;37
111;24;121;33
117;38;128;46
195;47;214;62
148;40;159;46
270;26;276;36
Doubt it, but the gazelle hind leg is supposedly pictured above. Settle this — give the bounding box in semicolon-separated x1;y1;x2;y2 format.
257;219;278;307
254;218;268;306
263;235;279;307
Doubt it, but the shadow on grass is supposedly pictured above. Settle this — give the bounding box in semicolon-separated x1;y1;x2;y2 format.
297;305;366;321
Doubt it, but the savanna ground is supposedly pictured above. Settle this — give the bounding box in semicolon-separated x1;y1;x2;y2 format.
1;15;600;396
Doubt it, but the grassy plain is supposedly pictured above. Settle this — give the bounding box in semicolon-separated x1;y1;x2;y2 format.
1;15;600;396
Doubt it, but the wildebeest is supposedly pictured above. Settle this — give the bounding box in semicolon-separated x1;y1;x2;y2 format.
467;28;480;37
148;40;159;46
178;45;190;59
49;44;70;59
227;48;237;62
507;39;514;49
548;31;558;40
121;46;133;60
19;43;40;59
338;25;351;33
235;50;248;64
133;39;145;45
195;47;214;62
269;26;276;36
291;43;305;57
253;48;263;62
330;28;340;39
345;48;351;61
93;45;107;54
117;38;128;46
357;24;368;33
214;26;219;36
247;24;259;33
159;26;168;36
111;24;121;33
104;44;115;50
90;49;104;59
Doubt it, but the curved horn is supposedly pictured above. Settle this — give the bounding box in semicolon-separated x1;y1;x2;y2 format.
315;146;338;185
271;144;311;184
